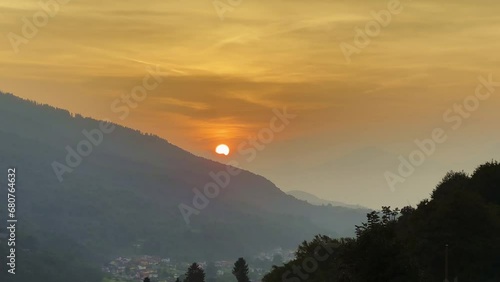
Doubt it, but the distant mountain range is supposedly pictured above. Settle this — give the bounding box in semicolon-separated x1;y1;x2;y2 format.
287;190;367;209
0;92;369;271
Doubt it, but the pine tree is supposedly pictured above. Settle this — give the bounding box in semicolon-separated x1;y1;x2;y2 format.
184;263;205;282
232;258;250;282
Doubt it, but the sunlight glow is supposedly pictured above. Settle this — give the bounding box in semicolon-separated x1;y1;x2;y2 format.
215;144;230;156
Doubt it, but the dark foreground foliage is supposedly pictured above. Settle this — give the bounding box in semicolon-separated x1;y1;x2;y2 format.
263;161;500;282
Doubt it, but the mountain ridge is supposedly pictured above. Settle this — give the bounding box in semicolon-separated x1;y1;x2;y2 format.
0;91;368;264
287;190;367;209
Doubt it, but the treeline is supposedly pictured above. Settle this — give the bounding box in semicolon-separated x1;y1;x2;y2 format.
263;161;500;282
143;258;251;282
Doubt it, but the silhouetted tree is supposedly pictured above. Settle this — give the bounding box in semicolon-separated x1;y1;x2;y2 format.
184;263;205;282
232;258;250;282
263;162;500;282
144;277;151;282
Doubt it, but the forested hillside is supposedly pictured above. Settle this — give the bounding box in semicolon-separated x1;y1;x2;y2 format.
264;162;500;282
0;92;368;281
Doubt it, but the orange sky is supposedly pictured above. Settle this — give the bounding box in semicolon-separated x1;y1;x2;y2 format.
1;0;500;208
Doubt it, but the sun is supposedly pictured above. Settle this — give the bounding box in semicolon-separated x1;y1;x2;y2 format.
215;144;230;156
